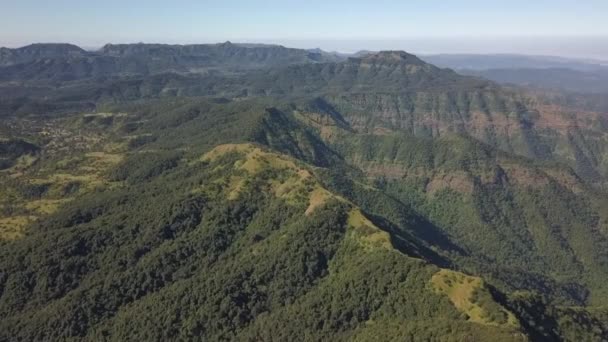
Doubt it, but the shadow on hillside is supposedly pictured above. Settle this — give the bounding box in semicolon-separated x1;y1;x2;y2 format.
366;212;467;269
408;213;468;255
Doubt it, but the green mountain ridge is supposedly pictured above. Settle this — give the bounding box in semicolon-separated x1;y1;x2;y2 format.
0;140;536;341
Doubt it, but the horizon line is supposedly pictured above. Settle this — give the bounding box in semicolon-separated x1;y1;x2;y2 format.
3;40;608;63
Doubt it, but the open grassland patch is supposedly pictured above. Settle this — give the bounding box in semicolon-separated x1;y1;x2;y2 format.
83;112;128;119
203;144;313;204
203;144;398;252
30;173;105;195
305;187;333;215
0;216;35;240
0;115;128;240
431;269;519;327
347;209;393;251
25;198;72;215
85;151;124;166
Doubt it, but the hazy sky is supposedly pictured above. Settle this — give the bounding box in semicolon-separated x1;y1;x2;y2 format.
2;0;608;59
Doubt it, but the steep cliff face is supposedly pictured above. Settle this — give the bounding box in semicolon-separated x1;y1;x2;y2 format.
322;91;608;185
261;53;608;185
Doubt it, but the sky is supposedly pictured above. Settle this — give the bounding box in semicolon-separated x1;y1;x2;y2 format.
1;0;608;59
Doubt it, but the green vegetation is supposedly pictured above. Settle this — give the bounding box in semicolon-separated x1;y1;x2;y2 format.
431;269;518;326
0;114;125;240
0;144;524;341
1;45;608;340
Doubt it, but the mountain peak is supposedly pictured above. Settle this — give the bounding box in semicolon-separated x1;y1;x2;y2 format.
0;43;87;66
358;50;426;65
17;43;84;51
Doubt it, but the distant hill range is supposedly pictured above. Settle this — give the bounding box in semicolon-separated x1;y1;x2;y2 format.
420;54;608;71
0;42;341;82
3;43;607;94
340;51;608;93
419;54;608;94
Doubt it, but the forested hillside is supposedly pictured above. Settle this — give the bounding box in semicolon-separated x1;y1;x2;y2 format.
1;44;608;341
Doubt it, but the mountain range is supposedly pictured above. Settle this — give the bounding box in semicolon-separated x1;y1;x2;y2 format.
416;54;608;95
0;42;338;82
1;42;608;341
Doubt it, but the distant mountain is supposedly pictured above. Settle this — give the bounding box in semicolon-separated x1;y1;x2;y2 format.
0;50;490;103
460;68;608;94
350;50;377;58
420;54;608;72
0;42;339;82
0;43;87;66
416;53;608;99
98;41;334;68
416;53;608;94
237;50;488;95
306;48;347;62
